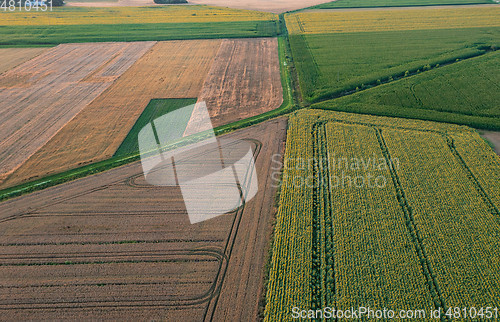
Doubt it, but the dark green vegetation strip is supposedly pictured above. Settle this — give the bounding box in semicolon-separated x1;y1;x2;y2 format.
115;98;197;157
311;123;336;310
290;27;500;104
0;21;278;46
313;0;493;9
312;51;500;130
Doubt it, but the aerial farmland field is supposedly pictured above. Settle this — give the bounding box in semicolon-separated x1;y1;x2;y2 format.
0;118;287;320
0;42;155;186
0;37;283;190
1;0;499;320
0;47;49;74
313;51;500;129
285;7;500;103
264;110;500;320
0;6;278;46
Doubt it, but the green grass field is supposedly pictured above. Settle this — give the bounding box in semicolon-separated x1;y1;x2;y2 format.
312;51;500;130
0;21;278;46
288;27;500;103
115;98;197;157
313;0;494;9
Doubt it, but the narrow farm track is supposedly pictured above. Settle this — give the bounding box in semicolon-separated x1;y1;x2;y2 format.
311;123;336;313
375;128;449;320
0;119;287;320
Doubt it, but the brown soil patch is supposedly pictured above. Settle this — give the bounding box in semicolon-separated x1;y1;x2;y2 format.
0;48;49;75
0;42;154;186
184;38;282;136
0;118;287;320
1;40;221;189
480;131;500;155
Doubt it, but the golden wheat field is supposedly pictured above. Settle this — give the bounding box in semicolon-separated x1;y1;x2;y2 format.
0;6;276;26
0;48;49;75
286;7;500;34
0;42;155;186
0;40;222;189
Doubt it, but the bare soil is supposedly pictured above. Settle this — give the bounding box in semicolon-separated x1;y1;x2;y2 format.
480;131;500;155
66;0;333;12
0;118;288;320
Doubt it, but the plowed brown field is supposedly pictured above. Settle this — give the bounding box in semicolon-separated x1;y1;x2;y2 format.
0;118;287;320
1;40;222;189
0;48;49;75
184;38;282;136
0;42;155;186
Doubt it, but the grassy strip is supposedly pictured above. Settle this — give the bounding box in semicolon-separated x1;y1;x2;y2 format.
0;21;278;46
312;0;493;9
311;102;500;130
114;98;197;157
0;35;294;202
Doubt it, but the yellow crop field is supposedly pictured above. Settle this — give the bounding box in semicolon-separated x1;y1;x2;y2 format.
1;40;222;189
0;6;276;26
286;7;500;34
0;48;49;74
265;109;500;320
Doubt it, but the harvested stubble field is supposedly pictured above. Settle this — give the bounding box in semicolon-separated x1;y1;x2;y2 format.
0;47;49;75
265;110;500;320
286;7;500;34
185;38;283;135
0;41;155;186
2;37;283;191
0;118;287;320
0;40;220;190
